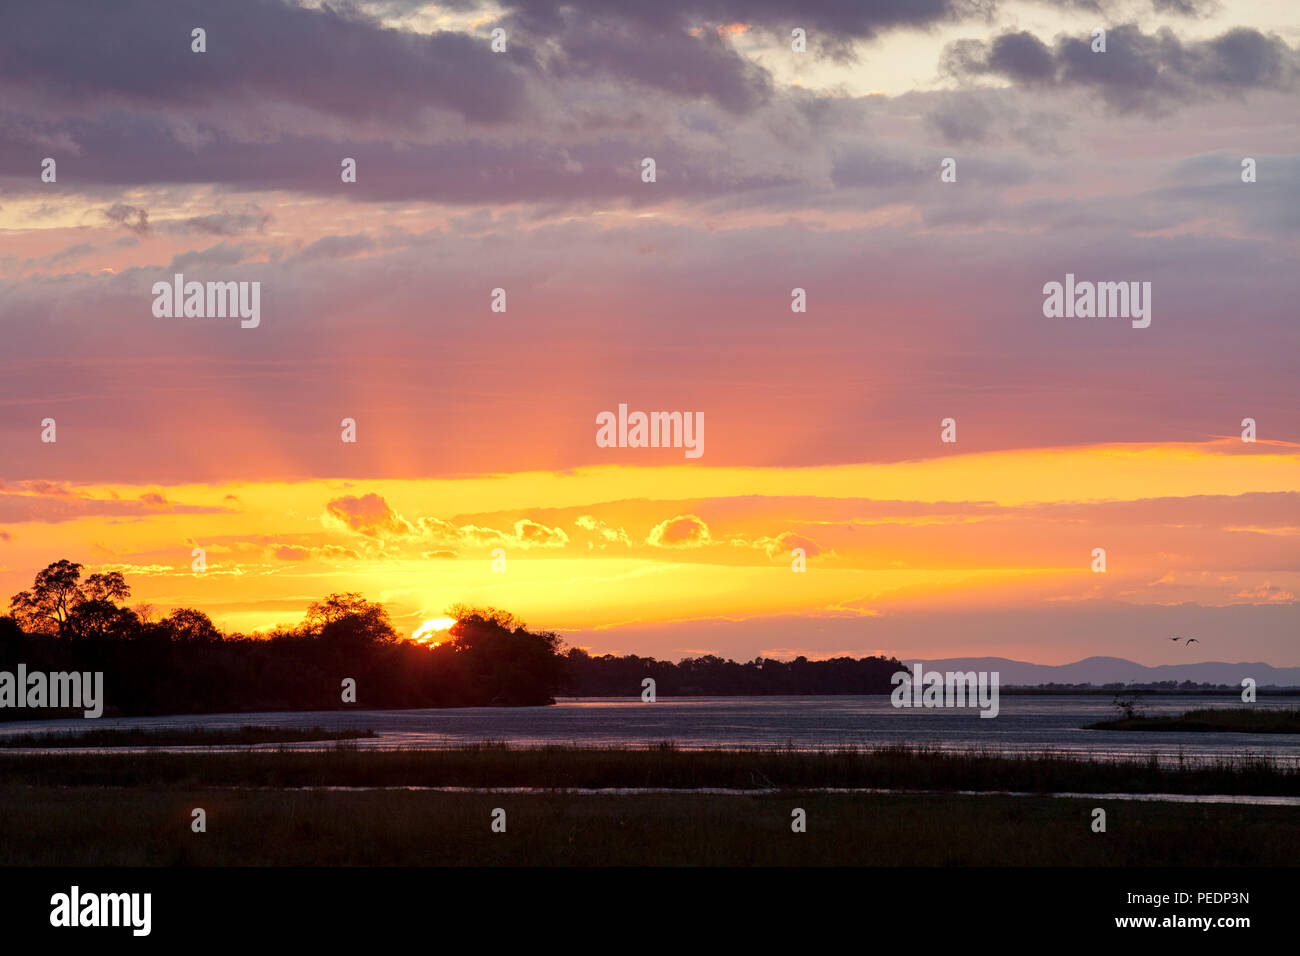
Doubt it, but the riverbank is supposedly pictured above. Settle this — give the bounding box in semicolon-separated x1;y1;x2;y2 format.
1087;707;1300;734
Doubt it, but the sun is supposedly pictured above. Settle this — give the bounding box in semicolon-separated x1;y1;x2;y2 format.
411;617;458;645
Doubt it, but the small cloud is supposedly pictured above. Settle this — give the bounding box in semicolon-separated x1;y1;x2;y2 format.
23;480;78;497
576;514;631;547
1233;582;1295;603
513;518;569;548
273;545;310;561
646;514;712;548
168;242;251;271
169;205;271;237
103;202;151;236
324;493;412;537
761;532;824;559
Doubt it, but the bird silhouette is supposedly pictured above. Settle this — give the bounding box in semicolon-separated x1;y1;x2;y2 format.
1185;638;1199;645
1168;636;1183;641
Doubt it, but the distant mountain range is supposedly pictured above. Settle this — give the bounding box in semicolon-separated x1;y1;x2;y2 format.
904;656;1300;688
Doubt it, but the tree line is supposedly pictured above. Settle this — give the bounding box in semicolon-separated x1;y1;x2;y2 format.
2;560;903;719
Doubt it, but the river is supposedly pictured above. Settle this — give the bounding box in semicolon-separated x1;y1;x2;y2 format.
1;694;1297;765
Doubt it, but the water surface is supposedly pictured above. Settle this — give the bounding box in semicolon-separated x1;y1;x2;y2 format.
2;695;1297;766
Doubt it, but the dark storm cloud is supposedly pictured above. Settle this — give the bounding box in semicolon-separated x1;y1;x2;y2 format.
0;112;800;204
0;0;531;124
1;0;991;132
943;24;1299;113
492;0;981;80
532;16;773;114
496;0;970;32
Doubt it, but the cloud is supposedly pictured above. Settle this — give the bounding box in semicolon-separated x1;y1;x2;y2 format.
168;206;271;237
291;234;377;263
646;514;713;548
321;495;569;551
1151;0;1218;17
167;242;254;271
522;11;772;114
0;0;532;124
1233;582;1296;603
737;531;826;559
272;544;310;561
512;518;569;548
104;202;151;236
576;514;632;548
497;0;975;45
942;24;1299;114
38;242;99;268
0;490;227;523
324;493;413;537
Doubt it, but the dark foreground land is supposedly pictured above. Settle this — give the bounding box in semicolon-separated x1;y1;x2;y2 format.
3;788;1295;866
1088;707;1300;734
1;745;1296;865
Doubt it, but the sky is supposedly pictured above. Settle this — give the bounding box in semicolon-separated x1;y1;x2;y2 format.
1;0;1297;665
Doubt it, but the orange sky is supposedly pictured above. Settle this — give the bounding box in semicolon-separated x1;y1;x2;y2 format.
3;440;1296;663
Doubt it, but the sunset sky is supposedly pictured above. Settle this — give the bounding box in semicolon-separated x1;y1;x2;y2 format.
1;0;1297;665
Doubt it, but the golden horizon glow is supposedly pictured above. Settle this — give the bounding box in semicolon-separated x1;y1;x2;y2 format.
411;618;458;645
2;438;1296;662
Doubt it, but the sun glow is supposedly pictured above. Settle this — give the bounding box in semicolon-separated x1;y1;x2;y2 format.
411;617;457;645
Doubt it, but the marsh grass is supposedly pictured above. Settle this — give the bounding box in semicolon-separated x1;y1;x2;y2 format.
0;742;1295;795
0;788;1293;866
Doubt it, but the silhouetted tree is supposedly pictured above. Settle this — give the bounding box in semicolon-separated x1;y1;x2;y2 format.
9;560;130;639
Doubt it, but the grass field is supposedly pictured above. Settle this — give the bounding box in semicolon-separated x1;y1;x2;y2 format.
0;787;1295;866
2;744;1294;865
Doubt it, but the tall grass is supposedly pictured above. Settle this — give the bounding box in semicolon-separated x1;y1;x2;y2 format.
0;742;1295;795
0;788;1295;866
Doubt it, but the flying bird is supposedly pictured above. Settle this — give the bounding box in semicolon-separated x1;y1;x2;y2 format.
1185;638;1199;645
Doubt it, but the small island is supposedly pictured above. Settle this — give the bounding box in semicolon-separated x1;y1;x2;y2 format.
1087;706;1300;734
